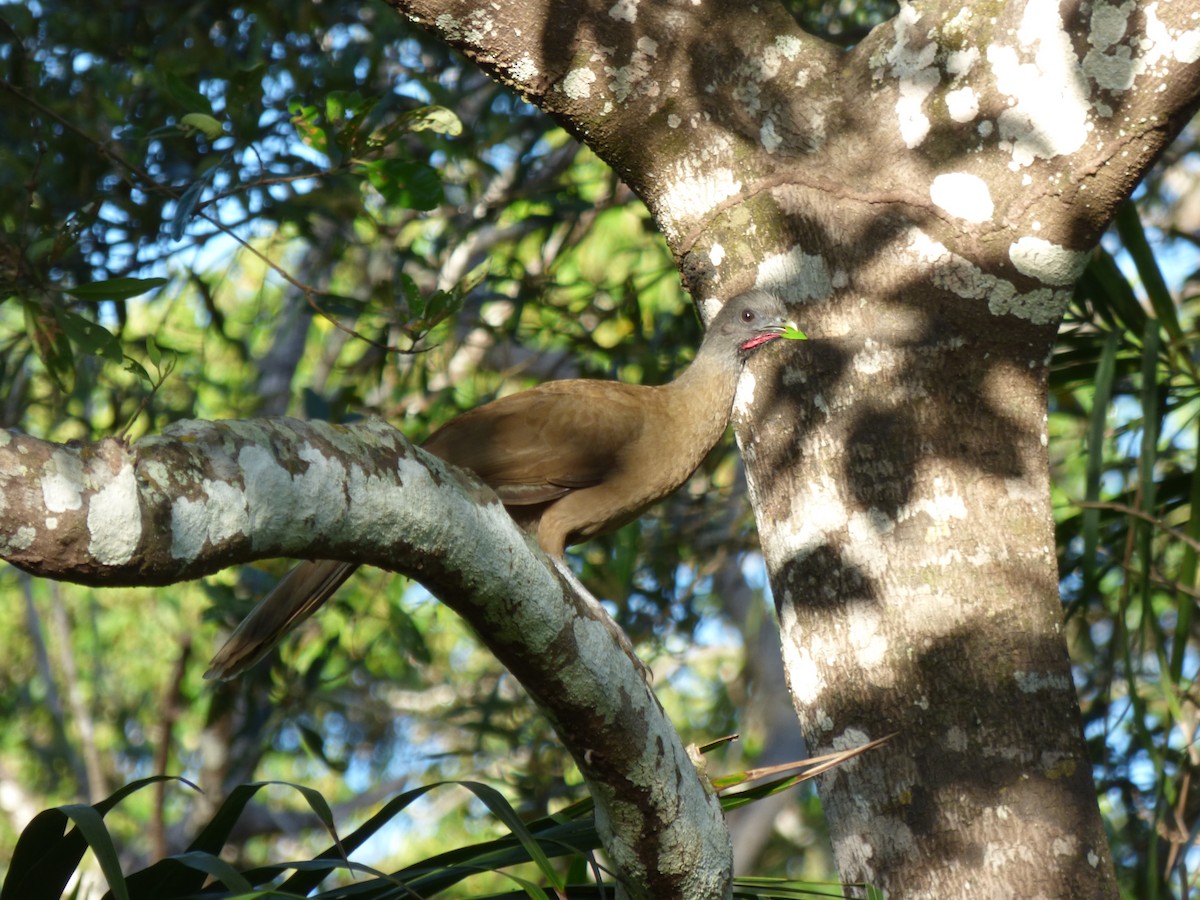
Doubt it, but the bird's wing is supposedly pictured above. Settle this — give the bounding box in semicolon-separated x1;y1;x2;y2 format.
421;380;656;504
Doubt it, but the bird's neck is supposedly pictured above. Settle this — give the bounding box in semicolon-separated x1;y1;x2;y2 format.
660;347;743;453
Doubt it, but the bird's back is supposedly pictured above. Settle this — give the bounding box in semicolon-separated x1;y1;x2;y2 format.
421;379;658;505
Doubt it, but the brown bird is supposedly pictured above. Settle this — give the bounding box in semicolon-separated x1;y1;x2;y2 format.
206;289;790;679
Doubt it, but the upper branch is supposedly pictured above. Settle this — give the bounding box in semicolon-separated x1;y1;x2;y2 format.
0;418;732;899
387;0;1200;307
387;0;840;245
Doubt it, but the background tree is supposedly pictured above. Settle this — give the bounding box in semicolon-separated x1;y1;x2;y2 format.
2;0;1200;897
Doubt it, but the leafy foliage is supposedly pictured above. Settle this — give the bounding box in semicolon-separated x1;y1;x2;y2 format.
1054;190;1200;898
2;747;887;899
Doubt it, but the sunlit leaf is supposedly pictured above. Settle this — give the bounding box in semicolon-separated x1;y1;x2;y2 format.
179;112;224;141
400;104;463;136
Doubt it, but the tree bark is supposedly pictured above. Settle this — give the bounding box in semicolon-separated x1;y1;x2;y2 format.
0;419;731;899
384;0;1200;895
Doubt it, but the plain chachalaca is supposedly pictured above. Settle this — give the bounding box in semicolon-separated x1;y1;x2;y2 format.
205;289;790;679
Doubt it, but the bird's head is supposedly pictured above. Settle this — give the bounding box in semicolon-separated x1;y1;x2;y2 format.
705;289;794;362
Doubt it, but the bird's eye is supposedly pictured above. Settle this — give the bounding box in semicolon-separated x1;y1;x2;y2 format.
741;309;755;323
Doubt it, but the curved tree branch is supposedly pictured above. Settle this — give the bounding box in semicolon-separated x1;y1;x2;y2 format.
0;418;731;899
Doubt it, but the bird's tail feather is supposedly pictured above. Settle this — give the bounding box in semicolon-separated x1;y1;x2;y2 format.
205;559;358;680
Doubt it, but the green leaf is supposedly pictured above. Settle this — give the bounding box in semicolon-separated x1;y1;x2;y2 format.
171;162;224;241
289;99;328;156
1081;331;1118;604
57;310;123;363
1;776;196;900
124;358;153;385
63;277;167;302
362;159;443;210
781;324;808;340
179;112;224;140
160;851;255;893
57;805;131;900
400;104;463;136
1077;247;1146;338
160;73;213;115
22;300;75;392
1115;202;1183;350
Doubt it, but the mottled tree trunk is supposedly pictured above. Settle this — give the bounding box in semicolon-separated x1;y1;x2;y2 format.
740;281;1110;896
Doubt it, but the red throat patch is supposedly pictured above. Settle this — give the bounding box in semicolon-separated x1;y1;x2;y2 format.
740;332;780;352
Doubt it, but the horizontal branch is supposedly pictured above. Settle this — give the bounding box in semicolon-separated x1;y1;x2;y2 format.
0;417;731;899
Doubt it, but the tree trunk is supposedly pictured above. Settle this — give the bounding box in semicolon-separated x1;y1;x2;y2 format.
741;284;1112;897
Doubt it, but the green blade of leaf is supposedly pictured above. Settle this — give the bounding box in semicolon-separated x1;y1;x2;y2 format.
57;804;130;900
1081;331;1119;604
63;277;167;302
1116;201;1183;350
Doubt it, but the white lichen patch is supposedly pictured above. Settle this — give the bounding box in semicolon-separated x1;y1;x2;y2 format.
87;463;141;565
898;478;968;526
831;726;875;755
1009;236;1089;285
733;369;759;418
1089;0;1136;50
847;510;893;579
1093;2;1200;91
944;85;980;122
606;36;659;103
510;53;540;85
658;166;741;239
608;0;637;23
902;228;1071;325
752;44;785;82
874;3;940;149
946;725;969;752
708;242;725;267
769;473;847;572
760;116;782;153
561;67;596;100
755;245;833;301
897;68;939;148
42;449;85;513
6;526;36;551
775;34;802;60
241;444;350;549
987;3;1090;168
946;46;980;77
434;10;495;44
1148;5;1200;65
1052;835;1081;858
1014;670;1071;693
930;172;994;223
170;479;250;560
852;340;902;377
